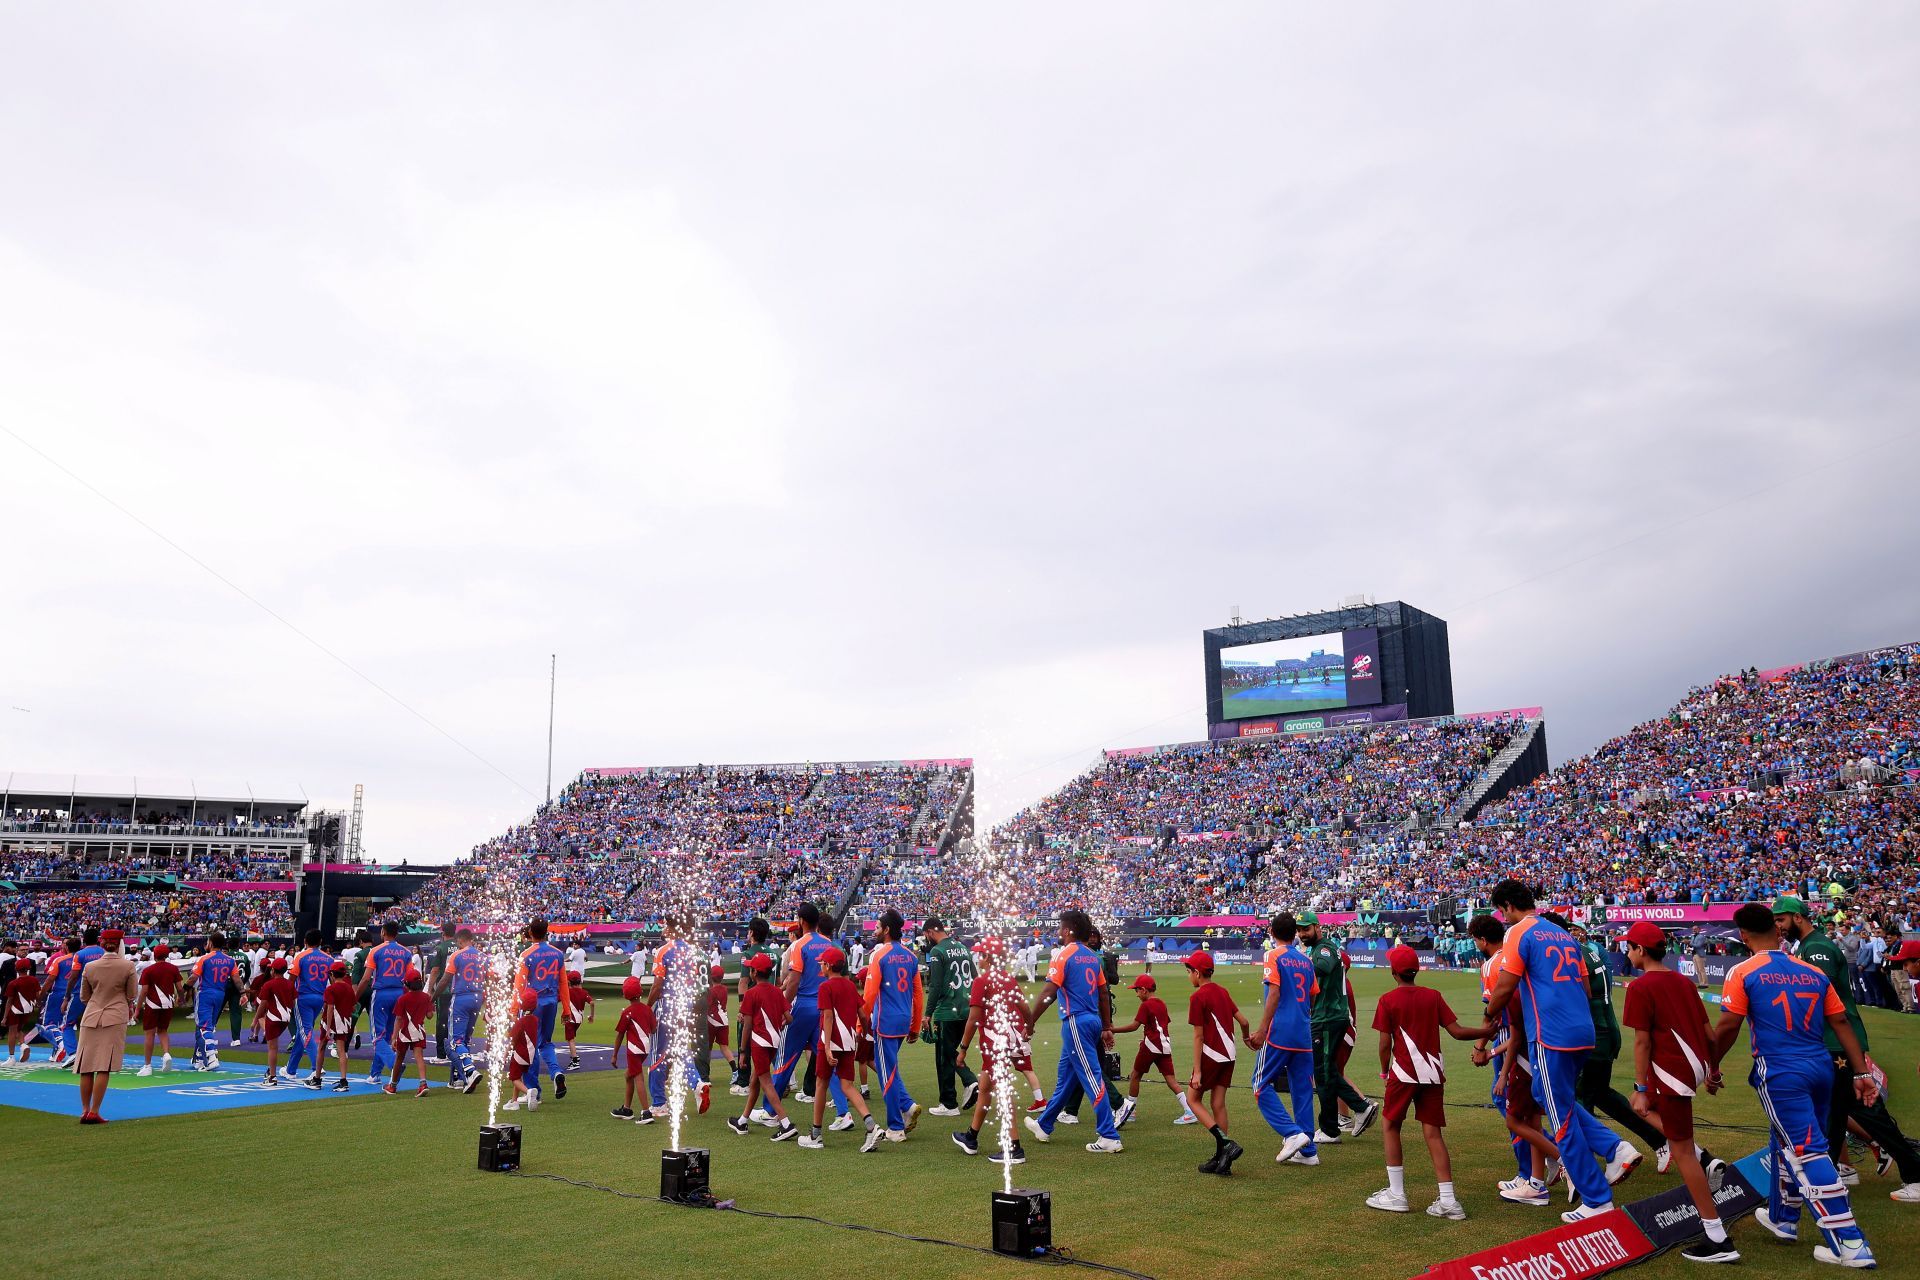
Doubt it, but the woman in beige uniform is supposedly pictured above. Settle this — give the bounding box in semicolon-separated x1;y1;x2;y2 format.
77;928;140;1124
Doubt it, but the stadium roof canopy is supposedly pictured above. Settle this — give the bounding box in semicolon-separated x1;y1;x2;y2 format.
1;772;308;808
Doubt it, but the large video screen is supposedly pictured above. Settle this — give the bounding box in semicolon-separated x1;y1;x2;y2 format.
1216;627;1381;720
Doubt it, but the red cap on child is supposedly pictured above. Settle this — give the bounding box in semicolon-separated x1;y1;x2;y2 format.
744;953;774;973
818;946;845;969
519;989;539;1010
622;976;643;1000
1130;974;1156;991
1182;951;1214;976
1387;944;1420;974
1622;922;1667;949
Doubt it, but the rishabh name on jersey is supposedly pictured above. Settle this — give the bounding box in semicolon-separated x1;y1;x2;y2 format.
1500;915;1596;1052
1047;942;1106;1020
1723;949;1845;1070
1262;945;1317;1051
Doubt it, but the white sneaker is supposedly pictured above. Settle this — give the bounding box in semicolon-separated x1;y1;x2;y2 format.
1560;1201;1612;1225
1837;1164;1860;1187
1312;1130;1343;1144
1284;1151;1320;1166
1348;1101;1380;1137
1498;1177;1550;1207
1605;1142;1643;1187
136;1065;153;1078
797;1134;824;1150
161;1055;172;1071
859;1125;883;1153
904;1103;922;1132
794;1090;813;1104
1023;1116;1051;1144
829;1113;856;1132
1656;1143;1672;1175
527;1089;541;1111
885;1129;907;1143
1812;1240;1877;1269
1115;1099;1137;1128
728;1084;749;1097
503;1097;522;1111
1752;1207;1797;1241
649;1105;670;1118
1366;1188;1410;1213
1428;1199;1467;1220
1084;1136;1123;1153
1277;1133;1311;1163
1891;1182;1920;1203
1057;1112;1079;1125
928;1105;961;1117
1173;1110;1199;1125
205;1054;220;1071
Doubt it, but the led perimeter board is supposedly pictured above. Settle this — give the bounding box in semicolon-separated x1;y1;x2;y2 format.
1203;601;1453;739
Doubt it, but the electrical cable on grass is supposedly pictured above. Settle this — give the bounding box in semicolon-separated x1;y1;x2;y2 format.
505;1171;1159;1280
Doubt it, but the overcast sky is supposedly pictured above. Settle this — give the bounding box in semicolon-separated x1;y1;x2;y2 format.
3;5;1917;860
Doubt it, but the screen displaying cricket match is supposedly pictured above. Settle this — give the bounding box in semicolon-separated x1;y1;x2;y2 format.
1214;626;1382;720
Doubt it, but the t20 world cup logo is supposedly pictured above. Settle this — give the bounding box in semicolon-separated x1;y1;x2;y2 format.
1349;653;1374;680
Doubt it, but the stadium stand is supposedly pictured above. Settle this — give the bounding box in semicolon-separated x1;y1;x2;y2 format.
388;759;973;928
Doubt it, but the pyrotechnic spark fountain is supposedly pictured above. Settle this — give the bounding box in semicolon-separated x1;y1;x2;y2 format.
964;797;1032;1193
657;851;713;1154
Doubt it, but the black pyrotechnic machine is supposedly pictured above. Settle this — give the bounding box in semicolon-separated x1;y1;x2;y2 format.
479;1124;521;1172
661;1148;710;1202
991;1187;1052;1257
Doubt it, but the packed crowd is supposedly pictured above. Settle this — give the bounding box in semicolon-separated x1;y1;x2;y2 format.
387;762;971;927
853;644;1920;931
0;888;293;940
0;850;298;882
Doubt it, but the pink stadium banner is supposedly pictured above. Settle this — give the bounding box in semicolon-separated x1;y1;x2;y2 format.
1603;903;1743;924
184;880;297;892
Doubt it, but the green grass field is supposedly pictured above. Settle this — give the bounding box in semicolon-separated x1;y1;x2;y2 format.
5;966;1916;1279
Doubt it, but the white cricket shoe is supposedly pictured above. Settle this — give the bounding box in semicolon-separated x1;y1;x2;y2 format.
1277;1133;1311;1164
136;1065;153;1078
1023;1116;1051;1144
829;1112;856;1132
1428;1199;1467;1220
1084;1137;1123;1154
1366;1188;1410;1213
1605;1142;1643;1187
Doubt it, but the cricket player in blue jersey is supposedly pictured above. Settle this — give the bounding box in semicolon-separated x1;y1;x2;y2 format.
1482;882;1640;1224
41;937;79;1067
439;926;487;1093
1025;909;1123;1153
357;921;414;1086
515;918;571;1102
287;930;334;1087
188;934;239;1070
1250;912;1320;1164
1711;902;1878;1269
61;926;105;1063
770;902;835;1100
862;910;924;1139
